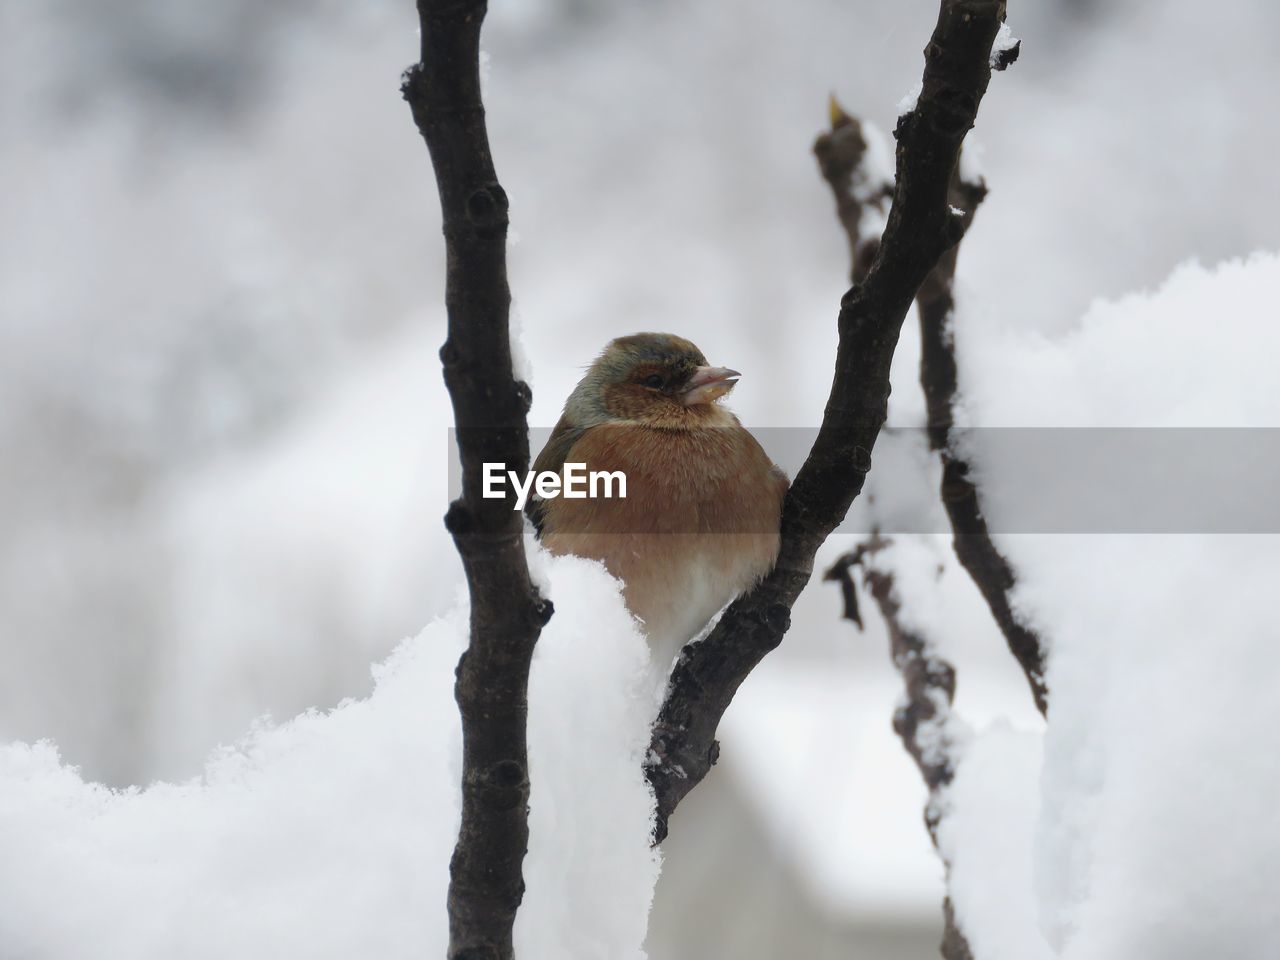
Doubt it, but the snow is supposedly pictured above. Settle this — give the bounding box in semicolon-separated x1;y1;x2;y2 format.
897;81;922;117
4;0;1280;952
784;252;1280;954
853;120;895;242
724;533;1039;920
150;328;460;781
1025;534;1280;960
939;524;1280;960
960;253;1280;429
939;726;1050;960
958;136;986;185
990;22;1020;69
0;553;661;960
726;656;946;918
931;252;1280;958
856;120;896;195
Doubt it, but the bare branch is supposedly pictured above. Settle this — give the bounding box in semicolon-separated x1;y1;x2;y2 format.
812;96;893;284
916;161;1049;716
402;4;551;957
826;540;973;960
645;0;1012;844
816;50;1048;716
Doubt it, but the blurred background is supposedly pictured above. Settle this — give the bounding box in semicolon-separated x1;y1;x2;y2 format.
2;0;1277;955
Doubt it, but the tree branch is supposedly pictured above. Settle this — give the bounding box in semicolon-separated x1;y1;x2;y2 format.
812;96;893;284
826;539;973;960
402;4;551;958
815;32;1047;716
645;0;1011;844
915;168;1049;716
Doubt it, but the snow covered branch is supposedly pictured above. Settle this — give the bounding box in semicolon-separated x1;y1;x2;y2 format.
814;35;1045;716
645;0;1013;844
826;538;973;960
401;4;552;958
916;168;1050;715
811;96;893;285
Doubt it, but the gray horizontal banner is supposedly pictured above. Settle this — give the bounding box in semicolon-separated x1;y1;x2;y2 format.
446;427;1280;534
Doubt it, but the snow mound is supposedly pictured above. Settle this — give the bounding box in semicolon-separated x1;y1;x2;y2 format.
936;253;1280;958
962;251;1280;428
0;552;660;960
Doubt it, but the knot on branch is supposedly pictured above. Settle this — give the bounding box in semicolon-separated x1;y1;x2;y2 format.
706;738;721;768
529;595;554;627
440;339;461;368
466;183;509;228
851;445;873;474
930;84;979;135
645;721;683;767
939;467;976;507
469;759;529;811
839;283;864;312
444;501;473;536
514;380;533;414
758;602;791;643
952;0;1008;23
398;63;426;103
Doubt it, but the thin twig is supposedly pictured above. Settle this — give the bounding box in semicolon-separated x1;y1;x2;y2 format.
916;171;1049;715
826;540;973;960
402;4;552;958
812;96;893;284
645;0;1012;844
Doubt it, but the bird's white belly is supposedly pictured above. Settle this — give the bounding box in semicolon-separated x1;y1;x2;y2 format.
639;555;735;674
618;535;776;701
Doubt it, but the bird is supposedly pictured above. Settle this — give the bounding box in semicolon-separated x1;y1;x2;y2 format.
528;332;787;696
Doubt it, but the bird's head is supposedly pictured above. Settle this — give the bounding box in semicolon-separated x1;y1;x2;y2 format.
564;333;741;428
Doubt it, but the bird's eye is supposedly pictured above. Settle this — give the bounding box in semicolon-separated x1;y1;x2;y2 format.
641;374;664;389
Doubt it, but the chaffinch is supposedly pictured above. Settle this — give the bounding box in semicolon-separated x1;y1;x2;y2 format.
529;333;787;689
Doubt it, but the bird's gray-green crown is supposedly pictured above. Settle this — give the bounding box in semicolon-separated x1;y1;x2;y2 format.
564;333;710;426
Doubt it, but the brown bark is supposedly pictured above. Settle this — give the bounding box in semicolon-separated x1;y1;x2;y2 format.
916;176;1050;715
402;3;551;957
812;96;893;285
826;540;973;960
645;0;1013;844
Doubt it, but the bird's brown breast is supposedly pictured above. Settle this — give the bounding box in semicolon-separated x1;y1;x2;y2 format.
539;419;786;665
541;420;784;536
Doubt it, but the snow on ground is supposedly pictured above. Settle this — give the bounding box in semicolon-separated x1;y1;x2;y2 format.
0;554;660;960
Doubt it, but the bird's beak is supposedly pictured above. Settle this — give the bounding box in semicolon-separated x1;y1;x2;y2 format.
681;365;741;405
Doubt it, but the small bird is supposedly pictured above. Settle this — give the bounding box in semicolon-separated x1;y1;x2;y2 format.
529;333;787;693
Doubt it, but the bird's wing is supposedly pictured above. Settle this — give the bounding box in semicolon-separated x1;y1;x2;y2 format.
526;413;586;536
